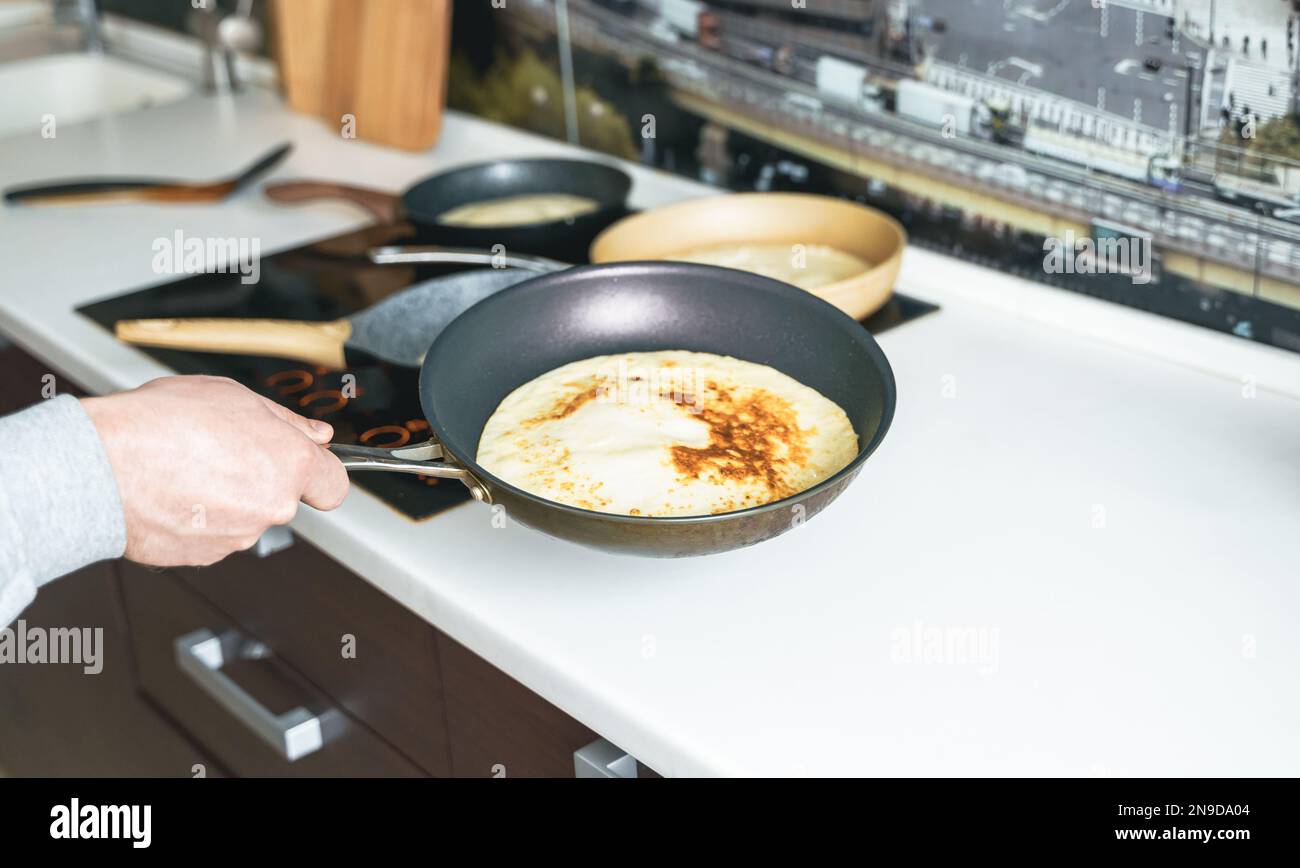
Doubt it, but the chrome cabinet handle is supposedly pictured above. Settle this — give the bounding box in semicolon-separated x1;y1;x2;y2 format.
574;739;638;778
175;628;325;762
253;525;294;559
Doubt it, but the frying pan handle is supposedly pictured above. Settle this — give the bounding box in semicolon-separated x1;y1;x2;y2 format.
368;245;568;273
264;181;399;223
328;439;491;503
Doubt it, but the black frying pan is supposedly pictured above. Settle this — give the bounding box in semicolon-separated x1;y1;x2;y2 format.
265;158;632;262
329;262;896;558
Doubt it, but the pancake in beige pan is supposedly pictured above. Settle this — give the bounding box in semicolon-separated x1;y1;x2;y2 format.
475;350;859;517
659;242;871;291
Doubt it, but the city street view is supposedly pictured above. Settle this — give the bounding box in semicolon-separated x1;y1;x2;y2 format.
454;0;1300;351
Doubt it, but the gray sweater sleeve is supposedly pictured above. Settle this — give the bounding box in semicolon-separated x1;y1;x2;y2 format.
0;394;126;625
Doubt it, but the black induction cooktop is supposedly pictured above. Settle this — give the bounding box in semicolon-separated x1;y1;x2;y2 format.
78;221;938;521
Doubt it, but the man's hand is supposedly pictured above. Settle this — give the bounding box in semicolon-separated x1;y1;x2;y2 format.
82;375;349;567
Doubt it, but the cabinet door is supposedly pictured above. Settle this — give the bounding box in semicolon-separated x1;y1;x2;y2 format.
0;342;81;410
437;633;599;778
120;563;424;777
0;562;222;777
171;542;452;776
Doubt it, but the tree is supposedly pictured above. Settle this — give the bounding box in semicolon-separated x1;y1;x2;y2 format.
1227;113;1300;161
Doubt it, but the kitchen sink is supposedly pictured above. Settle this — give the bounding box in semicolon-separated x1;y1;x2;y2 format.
0;0;42;31
0;51;190;138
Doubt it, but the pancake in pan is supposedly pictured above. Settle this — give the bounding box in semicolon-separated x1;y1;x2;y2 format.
476;350;858;517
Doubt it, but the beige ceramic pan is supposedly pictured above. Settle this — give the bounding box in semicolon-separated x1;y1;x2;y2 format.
588;192;906;321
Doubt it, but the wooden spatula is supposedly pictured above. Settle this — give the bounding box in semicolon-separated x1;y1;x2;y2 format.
4;142;292;206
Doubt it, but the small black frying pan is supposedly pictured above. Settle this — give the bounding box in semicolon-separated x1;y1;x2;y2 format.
265;158;632;262
328;262;896;557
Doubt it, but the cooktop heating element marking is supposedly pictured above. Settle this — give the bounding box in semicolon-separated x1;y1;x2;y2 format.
299;389;349;417
360;425;411;447
267;369;314;396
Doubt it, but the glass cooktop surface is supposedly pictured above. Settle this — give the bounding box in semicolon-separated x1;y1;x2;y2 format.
78;222;938;521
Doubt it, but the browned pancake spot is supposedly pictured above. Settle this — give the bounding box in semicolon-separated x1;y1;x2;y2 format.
524;380;602;426
670;384;810;501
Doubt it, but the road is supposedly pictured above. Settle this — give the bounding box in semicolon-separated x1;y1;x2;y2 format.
537;0;1300;284
916;0;1207;139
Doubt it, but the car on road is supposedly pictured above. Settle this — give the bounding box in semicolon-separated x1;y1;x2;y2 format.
1143;56;1164;73
782;92;824;113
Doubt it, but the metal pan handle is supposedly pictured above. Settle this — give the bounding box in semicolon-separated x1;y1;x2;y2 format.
329;439;491;503
368;244;568;273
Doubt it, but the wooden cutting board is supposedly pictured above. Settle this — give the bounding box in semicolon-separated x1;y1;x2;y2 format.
272;0;451;151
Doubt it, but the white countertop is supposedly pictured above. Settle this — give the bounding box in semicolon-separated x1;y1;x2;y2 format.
3;83;1300;777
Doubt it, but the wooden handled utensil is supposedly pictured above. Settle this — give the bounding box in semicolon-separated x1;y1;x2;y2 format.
114;266;536;369
4;142;292;206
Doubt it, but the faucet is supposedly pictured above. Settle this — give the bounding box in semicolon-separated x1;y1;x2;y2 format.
188;0;262;94
52;0;104;53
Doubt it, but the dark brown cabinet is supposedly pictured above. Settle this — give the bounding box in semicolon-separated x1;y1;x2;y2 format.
115;550;621;777
439;632;598;778
170;545;452;776
0;561;221;777
119;561;424;777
